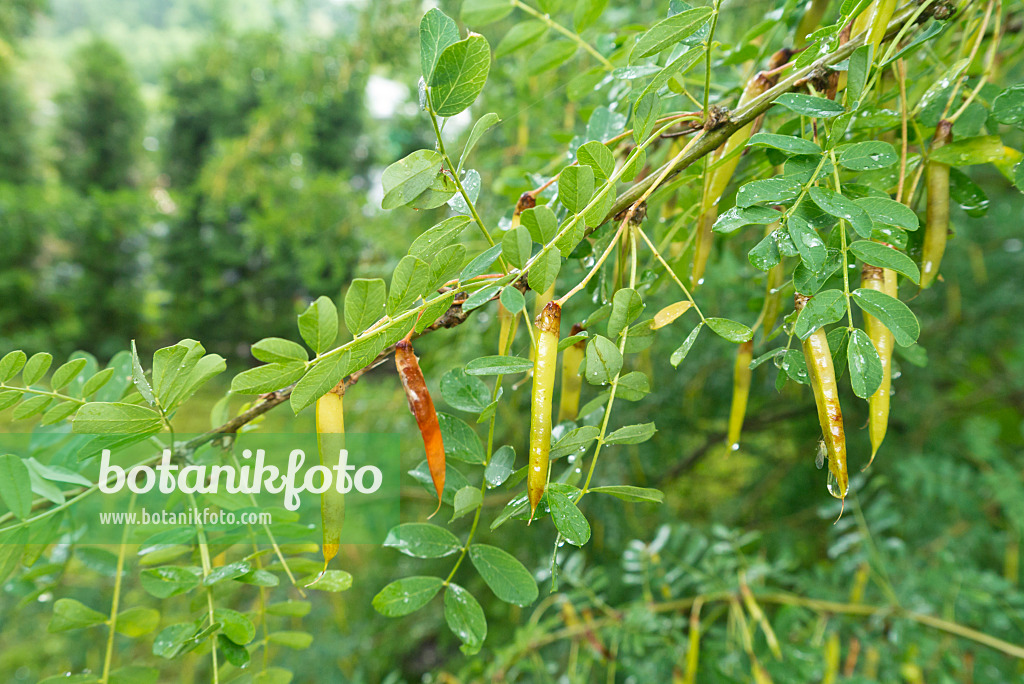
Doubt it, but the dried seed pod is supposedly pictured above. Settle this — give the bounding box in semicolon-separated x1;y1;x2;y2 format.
558;324;585;423
528;301;561;520
861;265;895;467
514;192;536;224
726;340;754;451
921;120;953;288
315;387;345;566
795;294;848;500
396;339;445;515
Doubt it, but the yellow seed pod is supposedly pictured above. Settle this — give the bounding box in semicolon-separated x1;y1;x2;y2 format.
922;120;953;288
528;301;561;519
860;265;895;467
726;341;754;451
558;324;585;423
315;388;346;567
795;295;848;501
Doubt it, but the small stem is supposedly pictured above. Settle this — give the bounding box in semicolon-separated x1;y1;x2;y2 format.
227;452;305;594
514;117;685;292
427;103;503;261
829;149;855;328
100;492;135;684
635;226;705;322
511;0;614;70
703;0;724;116
573;227;638;502
444;321;514;585
0;383;84;405
187;491;220;684
896;59;910;203
940;0;995;120
949;0;1003;123
557;220;627;306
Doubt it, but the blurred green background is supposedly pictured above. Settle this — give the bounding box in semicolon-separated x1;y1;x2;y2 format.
1;0;1023;681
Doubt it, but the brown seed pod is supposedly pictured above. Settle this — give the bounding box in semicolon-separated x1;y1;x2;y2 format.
395;339;445;516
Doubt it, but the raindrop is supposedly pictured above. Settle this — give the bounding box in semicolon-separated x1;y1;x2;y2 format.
826;468;848;498
729;442;739;452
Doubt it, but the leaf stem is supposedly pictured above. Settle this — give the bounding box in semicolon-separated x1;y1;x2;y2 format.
556;219;627;306
511;0;614;70
187;490;220;684
443;324;513;586
100;492;134;684
635;226;706;322
703;0;724;116
573;226;638;503
426;102;502;258
828;149;855;328
0;383;84;405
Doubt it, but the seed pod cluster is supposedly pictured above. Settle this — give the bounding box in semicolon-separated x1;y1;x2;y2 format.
528;301;561;520
396;338;445;515
921;120;953;288
315;387;346;566
795;294;848;500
